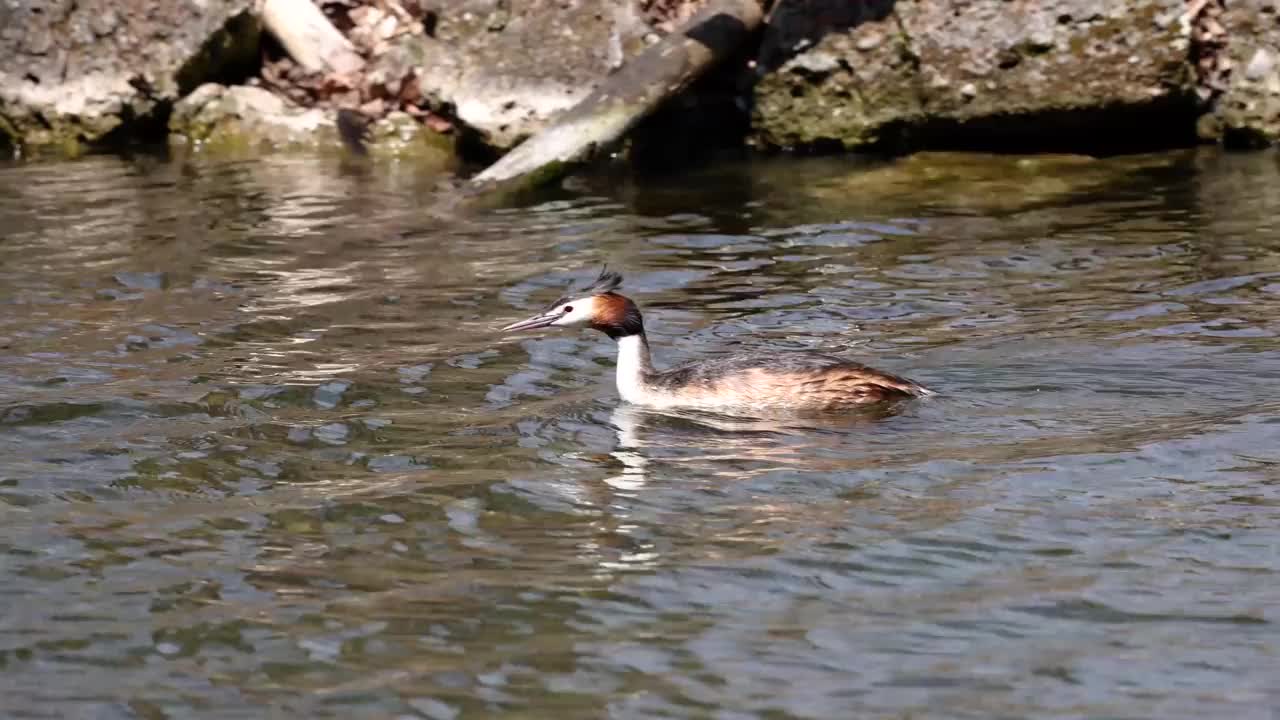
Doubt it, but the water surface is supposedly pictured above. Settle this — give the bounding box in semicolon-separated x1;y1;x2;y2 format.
1;150;1278;719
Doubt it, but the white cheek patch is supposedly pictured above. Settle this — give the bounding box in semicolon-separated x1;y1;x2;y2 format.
551;301;594;327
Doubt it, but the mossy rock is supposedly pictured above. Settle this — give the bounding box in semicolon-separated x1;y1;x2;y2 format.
1205;2;1280;148
752;0;1195;153
393;0;653;151
169;84;456;167
0;1;258;156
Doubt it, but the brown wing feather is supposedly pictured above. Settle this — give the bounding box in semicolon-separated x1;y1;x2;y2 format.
794;367;923;409
674;366;924;411
647;352;929;411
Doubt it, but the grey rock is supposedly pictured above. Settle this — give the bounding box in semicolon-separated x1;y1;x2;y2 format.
790;51;842;75
1245;48;1275;82
169;84;335;151
1211;1;1280;146
385;0;653;150
855;32;883;52
168;84;456;161
0;1;259;153
752;0;1193;151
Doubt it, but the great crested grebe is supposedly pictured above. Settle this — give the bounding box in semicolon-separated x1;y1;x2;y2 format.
501;268;931;412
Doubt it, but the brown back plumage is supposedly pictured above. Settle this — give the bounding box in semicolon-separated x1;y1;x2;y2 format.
647;353;929;410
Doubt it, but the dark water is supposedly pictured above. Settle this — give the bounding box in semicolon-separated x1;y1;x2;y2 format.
1;149;1278;719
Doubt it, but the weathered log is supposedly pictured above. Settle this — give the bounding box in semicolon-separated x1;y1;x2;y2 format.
258;0;364;75
469;0;763;193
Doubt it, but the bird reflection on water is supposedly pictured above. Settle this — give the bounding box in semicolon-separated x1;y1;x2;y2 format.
604;402;910;490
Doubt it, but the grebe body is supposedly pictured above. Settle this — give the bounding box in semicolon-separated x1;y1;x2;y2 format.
502;269;930;413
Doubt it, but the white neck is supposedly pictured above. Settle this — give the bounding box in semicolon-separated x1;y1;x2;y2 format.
614;333;652;404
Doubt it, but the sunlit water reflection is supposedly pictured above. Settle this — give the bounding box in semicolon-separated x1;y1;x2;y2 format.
1;150;1278;719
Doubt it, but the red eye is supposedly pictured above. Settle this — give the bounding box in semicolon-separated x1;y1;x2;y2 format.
563;305;573;313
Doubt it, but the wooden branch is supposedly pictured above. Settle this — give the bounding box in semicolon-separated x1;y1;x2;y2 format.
258;0;365;75
469;0;763;193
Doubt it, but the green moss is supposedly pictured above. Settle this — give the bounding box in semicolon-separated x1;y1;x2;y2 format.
0;115;95;159
366;113;457;163
170;103;460;168
189;121;258;155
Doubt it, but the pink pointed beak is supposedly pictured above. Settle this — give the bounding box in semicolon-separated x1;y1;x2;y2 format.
500;311;558;332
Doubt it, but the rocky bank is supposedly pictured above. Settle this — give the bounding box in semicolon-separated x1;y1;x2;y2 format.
2;0;1280;161
753;0;1199;152
0;0;260;154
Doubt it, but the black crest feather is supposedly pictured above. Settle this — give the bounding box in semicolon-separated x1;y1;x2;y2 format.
546;266;623;310
582;265;623;295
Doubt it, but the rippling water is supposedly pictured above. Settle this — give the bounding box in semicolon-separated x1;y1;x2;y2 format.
1;150;1278;719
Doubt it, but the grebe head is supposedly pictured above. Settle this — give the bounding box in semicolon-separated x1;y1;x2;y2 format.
501;267;643;340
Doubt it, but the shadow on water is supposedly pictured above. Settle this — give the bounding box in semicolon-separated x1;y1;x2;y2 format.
1;148;1279;718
